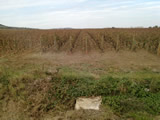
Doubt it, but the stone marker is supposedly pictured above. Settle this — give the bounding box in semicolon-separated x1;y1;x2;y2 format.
75;96;102;110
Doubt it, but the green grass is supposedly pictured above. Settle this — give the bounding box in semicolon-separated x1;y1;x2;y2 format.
46;68;160;118
0;65;160;119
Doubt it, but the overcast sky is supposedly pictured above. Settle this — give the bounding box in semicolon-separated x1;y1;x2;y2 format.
0;0;160;28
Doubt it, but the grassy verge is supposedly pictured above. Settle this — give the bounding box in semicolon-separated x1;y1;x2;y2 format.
0;64;160;119
48;68;160;119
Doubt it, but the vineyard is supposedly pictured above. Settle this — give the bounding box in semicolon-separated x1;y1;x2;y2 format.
0;28;160;56
0;28;160;120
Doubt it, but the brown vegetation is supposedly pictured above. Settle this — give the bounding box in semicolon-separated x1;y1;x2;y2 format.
0;28;160;56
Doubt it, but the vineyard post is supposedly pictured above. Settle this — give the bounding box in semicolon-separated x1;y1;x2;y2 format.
54;35;58;52
40;35;42;55
69;35;73;53
132;33;137;51
101;35;104;50
85;36;88;54
116;34;120;52
157;41;160;56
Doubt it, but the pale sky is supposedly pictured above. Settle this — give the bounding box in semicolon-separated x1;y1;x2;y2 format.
0;0;160;28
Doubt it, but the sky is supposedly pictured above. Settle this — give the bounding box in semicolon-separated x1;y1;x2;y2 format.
0;0;160;29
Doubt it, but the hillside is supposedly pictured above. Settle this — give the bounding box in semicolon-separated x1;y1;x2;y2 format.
0;24;9;29
0;24;19;29
0;24;31;29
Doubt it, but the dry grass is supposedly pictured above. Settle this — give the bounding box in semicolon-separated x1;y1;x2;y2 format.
0;51;160;120
21;50;160;73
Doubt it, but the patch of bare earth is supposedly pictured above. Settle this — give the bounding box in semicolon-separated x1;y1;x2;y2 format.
22;50;160;73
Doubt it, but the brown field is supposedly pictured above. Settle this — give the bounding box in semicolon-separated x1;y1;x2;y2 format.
0;28;160;56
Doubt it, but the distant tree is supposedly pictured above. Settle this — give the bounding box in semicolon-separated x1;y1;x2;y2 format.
153;25;159;28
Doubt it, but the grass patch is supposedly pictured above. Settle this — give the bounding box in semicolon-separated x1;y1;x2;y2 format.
0;64;160;119
47;69;160;118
